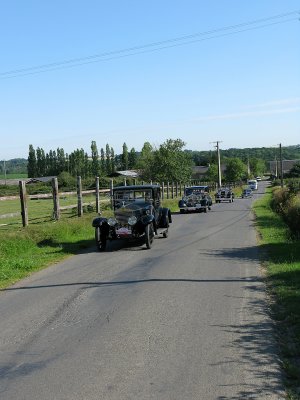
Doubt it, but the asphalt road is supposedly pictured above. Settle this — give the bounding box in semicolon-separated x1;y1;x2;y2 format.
0;182;285;399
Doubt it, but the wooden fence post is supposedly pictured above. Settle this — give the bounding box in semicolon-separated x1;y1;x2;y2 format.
95;177;100;214
167;182;169;199
19;180;28;227
161;182;164;200
52;177;60;220
171;182;174;199
77;176;83;217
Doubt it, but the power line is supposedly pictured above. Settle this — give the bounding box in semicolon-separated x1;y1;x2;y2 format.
1;10;299;79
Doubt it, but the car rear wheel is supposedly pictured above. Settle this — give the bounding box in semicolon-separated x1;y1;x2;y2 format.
145;223;154;249
163;216;169;238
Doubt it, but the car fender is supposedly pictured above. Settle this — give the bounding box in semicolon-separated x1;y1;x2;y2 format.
178;199;186;208
141;214;155;226
92;217;108;228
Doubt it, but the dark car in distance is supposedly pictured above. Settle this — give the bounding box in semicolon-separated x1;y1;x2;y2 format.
215;188;235;203
242;188;253;198
92;185;171;251
178;186;212;213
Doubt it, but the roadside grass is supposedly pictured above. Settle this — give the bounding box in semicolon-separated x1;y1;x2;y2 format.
253;188;300;398
0;213;99;289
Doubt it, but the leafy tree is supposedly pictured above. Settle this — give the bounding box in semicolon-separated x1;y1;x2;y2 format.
287;162;300;178
206;163;219;183
105;144;111;175
128;147;137;169
151;139;193;182
249;157;266;177
84;152;90;178
36;147;46;176
69;148;86;176
100;148;105;174
91;141;99;177
48;150;57;175
137;142;154;180
224;158;246;182
27;145;37;178
110;147;116;173
121;142;129;170
57;171;76;189
57;148;66;174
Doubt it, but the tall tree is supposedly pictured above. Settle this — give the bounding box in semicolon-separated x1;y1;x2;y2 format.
91;141;99;177
121;142;129;170
27;145;37;178
128;147;137;169
105;144;111;175
224;158;246;182
151;139;193;182
57;148;66;174
206;163;219;183
100;148;105;174
36;147;46;176
137;142;154;180
110;147;116;173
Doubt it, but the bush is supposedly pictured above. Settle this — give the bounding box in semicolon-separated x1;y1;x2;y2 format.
57;172;76;190
270;187;292;214
271;187;300;237
284;197;300;237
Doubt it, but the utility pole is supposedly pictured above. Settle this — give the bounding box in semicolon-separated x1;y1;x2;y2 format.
211;141;222;188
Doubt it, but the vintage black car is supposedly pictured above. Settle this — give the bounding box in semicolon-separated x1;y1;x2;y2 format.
215;187;235;203
92;185;172;251
178;186;212;213
241;188;253;198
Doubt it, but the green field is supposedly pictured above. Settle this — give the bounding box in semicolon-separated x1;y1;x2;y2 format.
0;173;28;180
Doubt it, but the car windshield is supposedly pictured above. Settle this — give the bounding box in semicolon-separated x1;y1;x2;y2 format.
185;187;207;196
113;189;153;208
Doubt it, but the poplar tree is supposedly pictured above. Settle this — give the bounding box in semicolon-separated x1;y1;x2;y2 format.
91;141;99;177
121;142;129;170
27;145;37;178
128;147;137;169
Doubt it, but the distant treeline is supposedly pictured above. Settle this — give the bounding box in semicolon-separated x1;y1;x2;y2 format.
1;142;300;177
188;145;300;166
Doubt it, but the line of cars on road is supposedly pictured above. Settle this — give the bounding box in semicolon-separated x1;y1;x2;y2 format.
92;178;261;251
178;185;236;214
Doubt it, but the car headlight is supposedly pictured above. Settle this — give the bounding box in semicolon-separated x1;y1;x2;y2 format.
128;216;137;226
108;217;117;226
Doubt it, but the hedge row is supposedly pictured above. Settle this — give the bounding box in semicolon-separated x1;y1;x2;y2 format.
270;181;300;237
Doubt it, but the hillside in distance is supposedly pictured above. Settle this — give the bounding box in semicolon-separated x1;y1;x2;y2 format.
188;144;300;166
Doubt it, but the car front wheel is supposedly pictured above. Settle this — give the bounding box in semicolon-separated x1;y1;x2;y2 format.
95;227;107;251
145;223;154;249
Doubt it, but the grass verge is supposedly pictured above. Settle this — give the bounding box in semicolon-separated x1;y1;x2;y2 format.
253;188;300;399
0;197;181;289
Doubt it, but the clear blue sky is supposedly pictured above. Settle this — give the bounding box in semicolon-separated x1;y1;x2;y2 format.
1;1;299;160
